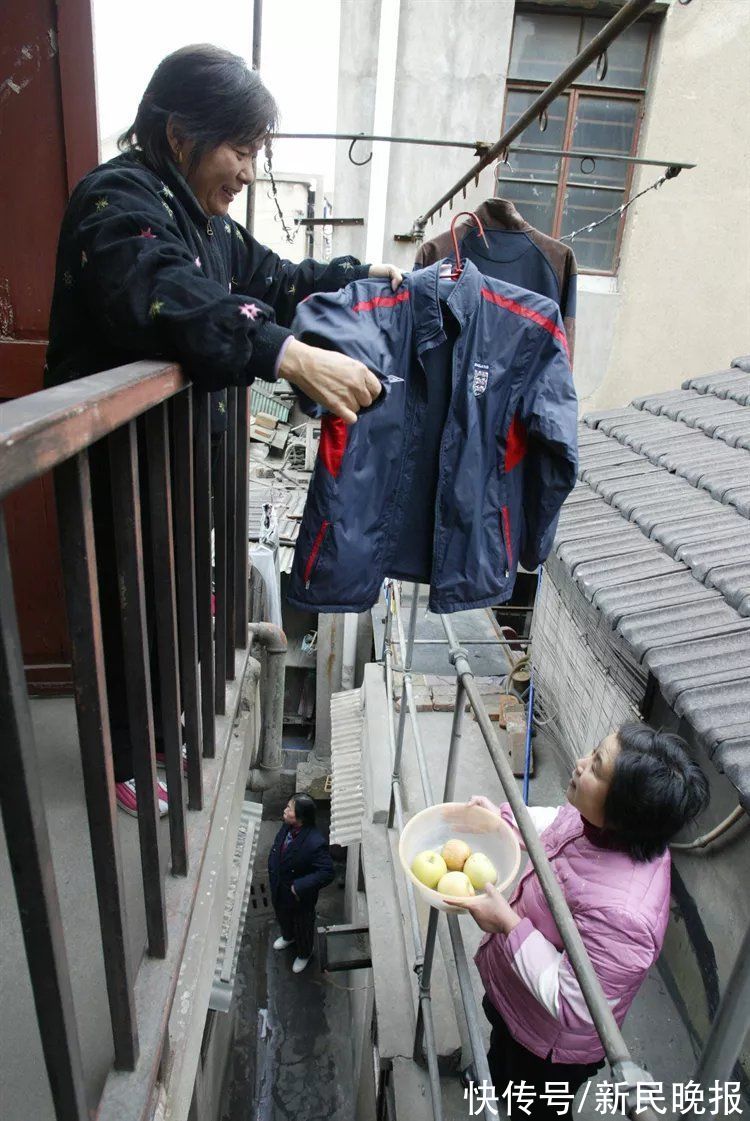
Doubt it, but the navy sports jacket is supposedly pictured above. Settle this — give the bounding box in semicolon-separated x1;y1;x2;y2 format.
287;259;578;614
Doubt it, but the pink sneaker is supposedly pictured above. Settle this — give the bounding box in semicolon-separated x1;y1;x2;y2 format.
116;779;169;818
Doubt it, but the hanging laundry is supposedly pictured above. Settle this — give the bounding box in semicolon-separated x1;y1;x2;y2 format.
414;198;578;359
286;259;578;615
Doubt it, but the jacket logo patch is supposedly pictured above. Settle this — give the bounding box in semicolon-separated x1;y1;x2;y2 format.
472;363;490;397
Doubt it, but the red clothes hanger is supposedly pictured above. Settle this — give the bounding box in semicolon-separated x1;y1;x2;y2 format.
449;210;490;279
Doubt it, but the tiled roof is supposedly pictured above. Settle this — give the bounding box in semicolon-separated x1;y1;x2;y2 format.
550;356;750;807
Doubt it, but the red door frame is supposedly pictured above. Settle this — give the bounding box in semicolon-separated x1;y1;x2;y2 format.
1;0;99;691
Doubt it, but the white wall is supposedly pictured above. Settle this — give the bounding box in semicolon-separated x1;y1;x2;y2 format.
591;0;750;406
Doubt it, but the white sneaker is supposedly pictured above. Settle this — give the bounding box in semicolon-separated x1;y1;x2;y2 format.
116;779;169;818
292;955;311;974
273;935;294;951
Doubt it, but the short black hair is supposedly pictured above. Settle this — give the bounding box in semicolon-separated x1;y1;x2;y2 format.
291;793;317;828
604;724;710;861
119;44;278;176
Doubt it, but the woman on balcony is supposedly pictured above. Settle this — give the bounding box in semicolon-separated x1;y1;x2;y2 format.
45;44;402;816
452;724;709;1119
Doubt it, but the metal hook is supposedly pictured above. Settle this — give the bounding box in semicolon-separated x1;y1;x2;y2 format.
348;135;373;167
596;51;609;82
579;156;596;176
538;109;548;133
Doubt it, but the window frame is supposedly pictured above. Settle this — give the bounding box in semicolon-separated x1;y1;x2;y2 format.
500;10;658;275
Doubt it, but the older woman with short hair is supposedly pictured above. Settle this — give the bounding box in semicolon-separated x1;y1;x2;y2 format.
46;44;401;815
452;724;709;1119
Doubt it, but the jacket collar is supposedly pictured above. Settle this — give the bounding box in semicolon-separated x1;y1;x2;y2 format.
116;151;214;232
410;258;485;351
475;197;531;232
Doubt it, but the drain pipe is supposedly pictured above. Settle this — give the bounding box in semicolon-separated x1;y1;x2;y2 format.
246;622;287;791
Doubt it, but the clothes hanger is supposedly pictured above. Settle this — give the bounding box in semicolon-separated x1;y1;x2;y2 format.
440;210;490;280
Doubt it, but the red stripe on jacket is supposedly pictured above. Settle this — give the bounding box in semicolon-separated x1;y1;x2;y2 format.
352;290;411;314
480;287;569;357
504;413;528;472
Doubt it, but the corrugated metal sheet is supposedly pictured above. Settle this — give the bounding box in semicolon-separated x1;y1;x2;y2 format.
209;800;264;1012
539;355;750;808
329;689;365;847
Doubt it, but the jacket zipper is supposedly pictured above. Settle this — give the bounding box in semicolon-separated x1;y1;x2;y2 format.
500;505;512;578
304;521;330;588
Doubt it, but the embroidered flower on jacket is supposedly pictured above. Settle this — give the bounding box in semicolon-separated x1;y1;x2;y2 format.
162;201;174;219
160;184;174;198
341;261;354;271
218;400;226;414
239;302;260;320
235;227;244;241
63;270;73;288
149;299;165;318
224;221;232;234
94;197;109;211
194;256;202;268
139;227;157;239
80;250;88;267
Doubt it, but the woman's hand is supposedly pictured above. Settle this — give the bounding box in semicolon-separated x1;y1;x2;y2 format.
468;794;502;817
443;883;521;935
368;263;404;291
279;338;382;425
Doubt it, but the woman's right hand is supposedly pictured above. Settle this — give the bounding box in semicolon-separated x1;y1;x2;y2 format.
279;338;381;425
468;794;502;816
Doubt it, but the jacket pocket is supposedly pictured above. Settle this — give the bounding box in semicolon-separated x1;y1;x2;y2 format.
304;520;331;588
500;505;513;578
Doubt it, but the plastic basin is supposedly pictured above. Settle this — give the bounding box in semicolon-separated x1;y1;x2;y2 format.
398;802;522;914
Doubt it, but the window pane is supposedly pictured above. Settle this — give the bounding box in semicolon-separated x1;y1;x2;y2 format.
567;96;639;188
509;14;580;82
561;186;623;271
578;18;650;88
500;89;569;181
495;180;558;235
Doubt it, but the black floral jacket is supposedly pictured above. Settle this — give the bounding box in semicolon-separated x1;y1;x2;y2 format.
45;151;368;429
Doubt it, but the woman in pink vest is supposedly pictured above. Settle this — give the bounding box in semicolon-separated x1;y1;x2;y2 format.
452;724;709;1118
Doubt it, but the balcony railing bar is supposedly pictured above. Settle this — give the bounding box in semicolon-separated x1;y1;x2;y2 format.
171;390;204;810
54;450;139;1068
193;391;216;758
110;420;168;959
145;403;188;875
235;387;250;647
225;386;238;674
0;507;90;1119
213;433;228;714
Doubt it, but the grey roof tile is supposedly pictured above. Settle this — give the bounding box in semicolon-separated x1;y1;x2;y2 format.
594;573;721;629
573;550;685;601
674;680;750;749
732;355;750;373
551;365;750;804
713;738;750;812
616;600;744;660
642;629;750;705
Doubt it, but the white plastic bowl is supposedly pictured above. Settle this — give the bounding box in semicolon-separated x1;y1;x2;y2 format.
398;802;522;914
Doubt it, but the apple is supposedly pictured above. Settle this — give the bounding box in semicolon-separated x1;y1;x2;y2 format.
441;838;473;871
437;871;475;897
411;850;448;889
464;852;498;891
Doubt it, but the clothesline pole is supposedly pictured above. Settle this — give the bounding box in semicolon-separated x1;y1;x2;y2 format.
412;0;654;234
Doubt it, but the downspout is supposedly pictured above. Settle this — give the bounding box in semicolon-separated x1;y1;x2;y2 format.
246;622;287;791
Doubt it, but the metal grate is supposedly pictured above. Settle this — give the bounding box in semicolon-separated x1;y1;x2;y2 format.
248;879;272;913
329;689;365;846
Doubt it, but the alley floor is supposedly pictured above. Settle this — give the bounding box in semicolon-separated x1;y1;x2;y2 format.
221;777;357;1121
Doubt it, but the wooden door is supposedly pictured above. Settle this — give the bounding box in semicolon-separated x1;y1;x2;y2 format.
0;0;99;691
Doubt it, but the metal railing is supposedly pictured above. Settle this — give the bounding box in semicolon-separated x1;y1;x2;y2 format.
0;362;251;1120
381;581;661;1120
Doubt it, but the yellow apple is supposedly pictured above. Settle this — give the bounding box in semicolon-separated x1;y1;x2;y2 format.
441;838;473;871
411;850;448;889
437;871;475;897
464;852;498;891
